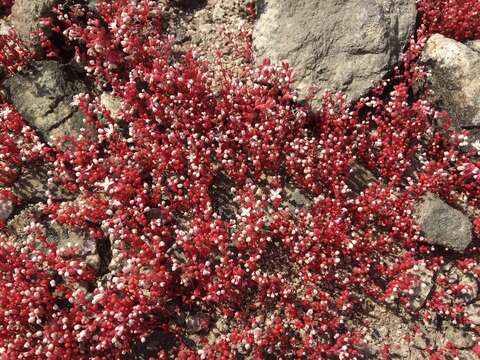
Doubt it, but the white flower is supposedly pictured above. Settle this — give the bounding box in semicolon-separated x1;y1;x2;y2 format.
270;188;282;199
240;207;251;217
97;177;114;192
472;140;480;154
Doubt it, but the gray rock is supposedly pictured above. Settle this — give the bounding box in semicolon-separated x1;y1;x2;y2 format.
185;312;209;333
444;325;475;349
253;0;416;104
9;0;60;51
445;266;478;303
413;323;443;351
8;205;100;271
87;0;98;10
100;92;123;120
466;40;480;53
3;61;87;144
465;303;480;325
419;34;480;128
415;193;472;252
0;19;12;36
407;264;435;310
285;182;311;210
46;222;101;271
458;350;478;360
347;162;378;194
0;197;13;221
11;163;74;203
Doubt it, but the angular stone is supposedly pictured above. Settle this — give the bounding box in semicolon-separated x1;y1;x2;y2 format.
3;61;87;144
0;19;12;36
9;0;60;51
253;0;416;104
458;350;478;360
185;313;209;334
415;193;472;252
285;182;312;211
419;34;480;128
347;162;378;194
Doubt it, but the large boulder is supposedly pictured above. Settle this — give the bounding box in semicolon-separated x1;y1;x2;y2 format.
415;193;473;252
9;0;60;51
253;0;417;104
419;34;480;128
3;61;87;144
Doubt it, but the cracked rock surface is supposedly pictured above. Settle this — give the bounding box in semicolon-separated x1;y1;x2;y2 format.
253;0;417;104
9;0;60;51
3;61;87;144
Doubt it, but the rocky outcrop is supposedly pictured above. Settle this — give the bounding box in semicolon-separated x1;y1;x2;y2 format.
9;0;60;51
415;193;473;252
3;61;87;144
253;0;417;104
419;34;480;128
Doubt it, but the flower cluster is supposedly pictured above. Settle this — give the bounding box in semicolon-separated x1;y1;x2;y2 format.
418;0;480;41
0;0;479;359
0;30;33;76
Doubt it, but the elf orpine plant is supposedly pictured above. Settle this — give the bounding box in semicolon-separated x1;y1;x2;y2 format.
0;0;479;358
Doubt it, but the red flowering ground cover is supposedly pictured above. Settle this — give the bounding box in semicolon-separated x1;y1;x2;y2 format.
0;0;479;359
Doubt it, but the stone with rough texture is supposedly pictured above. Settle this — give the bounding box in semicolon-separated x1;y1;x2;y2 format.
407;264;435;310
465;302;480;325
419;34;480;128
445;266;478;303
9;0;60;51
11;163;74;203
0;197;13;221
253;0;416;103
3;61;87;144
444;325;475;349
0;19;11;36
466;40;480;53
46;222;101;271
100;92;123;120
8;206;101;271
415;193;473;252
